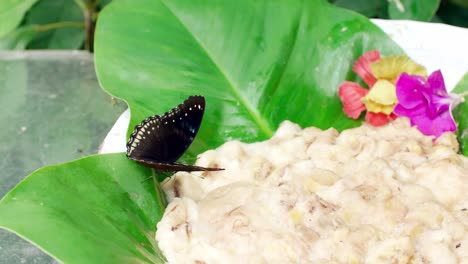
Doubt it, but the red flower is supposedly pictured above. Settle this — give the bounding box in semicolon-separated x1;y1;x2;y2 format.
338;82;368;119
338;50;426;127
353;50;380;87
338;50;386;126
365;112;397;127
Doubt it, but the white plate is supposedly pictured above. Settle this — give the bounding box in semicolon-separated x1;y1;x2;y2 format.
99;19;468;154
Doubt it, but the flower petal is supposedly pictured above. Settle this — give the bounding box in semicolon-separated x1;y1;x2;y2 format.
338;81;368;119
371;55;427;84
395;73;427;109
393;104;418;117
365;112;392;126
362;79;397;114
353;50;380;87
422;70;451;118
411;110;457;138
422;71;463;120
423;92;451;119
395;94;456;139
427;70;447;96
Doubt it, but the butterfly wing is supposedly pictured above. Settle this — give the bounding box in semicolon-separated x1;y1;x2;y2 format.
126;95;205;163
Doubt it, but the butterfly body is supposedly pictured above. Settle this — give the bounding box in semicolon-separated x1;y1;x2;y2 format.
126;95;222;172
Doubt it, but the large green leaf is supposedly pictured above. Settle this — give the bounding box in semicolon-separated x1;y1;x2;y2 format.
388;0;440;21
0;0;38;38
24;0;84;49
0;153;166;264
95;0;402;159
453;73;468;156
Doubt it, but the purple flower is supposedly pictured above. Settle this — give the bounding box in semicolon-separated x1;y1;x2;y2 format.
394;70;464;138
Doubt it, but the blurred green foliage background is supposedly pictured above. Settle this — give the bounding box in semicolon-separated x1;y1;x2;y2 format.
0;0;467;51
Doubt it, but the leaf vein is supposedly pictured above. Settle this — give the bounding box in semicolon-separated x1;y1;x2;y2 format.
161;0;274;137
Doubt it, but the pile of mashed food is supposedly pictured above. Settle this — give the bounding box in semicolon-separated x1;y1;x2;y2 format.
156;118;468;264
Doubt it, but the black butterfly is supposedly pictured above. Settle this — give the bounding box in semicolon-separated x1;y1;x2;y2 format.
126;95;223;172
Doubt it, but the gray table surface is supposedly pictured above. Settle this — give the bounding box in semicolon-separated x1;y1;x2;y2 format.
0;51;126;263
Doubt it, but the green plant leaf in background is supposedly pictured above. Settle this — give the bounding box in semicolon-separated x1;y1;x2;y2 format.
453;73;468;156
0;0;38;38
334;0;388;18
437;0;468;28
23;0;84;49
0;154;166;264
451;0;468;8
98;0;113;9
388;0;441;21
95;0;402;160
0;25;38;50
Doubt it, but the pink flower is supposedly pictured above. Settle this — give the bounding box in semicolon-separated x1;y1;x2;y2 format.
394;70;464;138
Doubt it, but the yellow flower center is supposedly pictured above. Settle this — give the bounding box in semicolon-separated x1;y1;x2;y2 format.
362;80;397;114
370;55;427;83
361;55;427;115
